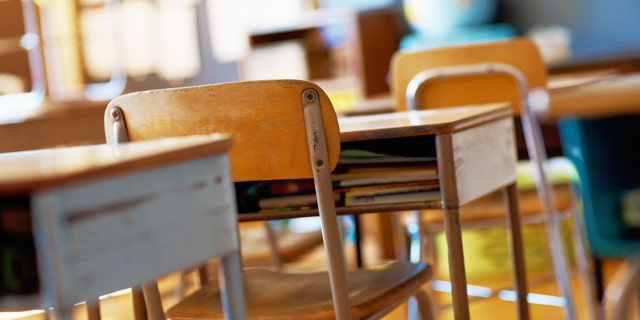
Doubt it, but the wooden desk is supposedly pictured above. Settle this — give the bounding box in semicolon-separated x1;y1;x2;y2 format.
0;134;245;319
233;103;526;319
338;103;527;320
545;72;640;119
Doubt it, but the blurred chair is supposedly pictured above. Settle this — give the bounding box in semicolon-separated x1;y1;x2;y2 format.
390;37;590;319
0;0;45;119
558;114;640;320
104;79;433;319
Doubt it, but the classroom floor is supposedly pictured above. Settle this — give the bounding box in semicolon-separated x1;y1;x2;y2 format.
0;223;634;320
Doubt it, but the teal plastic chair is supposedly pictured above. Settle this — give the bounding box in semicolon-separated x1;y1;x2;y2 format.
558;114;640;319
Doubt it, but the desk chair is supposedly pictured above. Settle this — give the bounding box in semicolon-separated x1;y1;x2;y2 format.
558;115;640;320
390;37;589;319
104;79;433;319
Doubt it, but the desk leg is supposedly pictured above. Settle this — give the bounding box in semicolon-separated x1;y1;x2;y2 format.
86;300;101;320
437;134;471;320
441;205;470;320
52;306;73;320
503;183;530;320
219;251;247;319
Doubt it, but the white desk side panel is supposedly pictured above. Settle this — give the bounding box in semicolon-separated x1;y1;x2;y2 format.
442;117;517;206
31;154;239;309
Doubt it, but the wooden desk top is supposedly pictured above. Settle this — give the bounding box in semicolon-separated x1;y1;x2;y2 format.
345;72;640;121
0;134;232;195
339;103;512;142
546;72;640;119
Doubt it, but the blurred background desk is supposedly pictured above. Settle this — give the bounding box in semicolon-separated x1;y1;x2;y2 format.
545;72;640;120
544;72;640;319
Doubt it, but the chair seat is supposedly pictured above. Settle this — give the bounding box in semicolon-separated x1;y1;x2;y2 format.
165;261;432;319
239;222;324;266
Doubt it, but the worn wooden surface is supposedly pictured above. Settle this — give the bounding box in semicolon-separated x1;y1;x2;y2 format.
166;261;431;320
105;79;341;182
0;135;244;319
442;117;516;207
339;103;511;142
0;134;231;194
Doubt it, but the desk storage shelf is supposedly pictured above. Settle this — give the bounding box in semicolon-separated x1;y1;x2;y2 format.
1;195;42;310
237;135;442;222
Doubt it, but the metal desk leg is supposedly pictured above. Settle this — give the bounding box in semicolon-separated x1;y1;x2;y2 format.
504;183;530;320
442;205;471;320
437;133;471;320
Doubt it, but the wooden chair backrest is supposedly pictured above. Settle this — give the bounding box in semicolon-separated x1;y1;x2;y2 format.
104;79;341;182
390;37;547;114
105;79;354;318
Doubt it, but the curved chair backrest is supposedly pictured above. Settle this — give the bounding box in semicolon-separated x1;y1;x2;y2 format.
104;79;356;318
104;79;341;182
390;37;547;114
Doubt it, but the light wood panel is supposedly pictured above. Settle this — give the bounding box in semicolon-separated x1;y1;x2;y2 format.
106;80;341;182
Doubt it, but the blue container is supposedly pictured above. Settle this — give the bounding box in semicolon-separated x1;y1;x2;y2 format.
558;115;640;258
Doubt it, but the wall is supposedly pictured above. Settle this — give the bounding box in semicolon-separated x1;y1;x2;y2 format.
498;0;640;59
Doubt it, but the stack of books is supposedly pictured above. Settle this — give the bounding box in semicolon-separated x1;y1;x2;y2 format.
235;149;441;213
333;149;440;206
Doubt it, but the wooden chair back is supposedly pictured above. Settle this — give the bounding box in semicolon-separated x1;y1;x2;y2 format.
104;79;354;318
390;37;547;114
104;79;341;182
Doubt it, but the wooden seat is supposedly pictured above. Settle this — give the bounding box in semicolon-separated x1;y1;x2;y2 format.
239;222;323;267
390;37;589;319
104;79;433;319
167;261;430;319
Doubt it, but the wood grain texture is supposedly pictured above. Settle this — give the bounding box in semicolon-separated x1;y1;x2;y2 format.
105;80;341;182
441;117;517;206
339;103;511;142
31;154;238;310
165;261;431;320
547;73;640;119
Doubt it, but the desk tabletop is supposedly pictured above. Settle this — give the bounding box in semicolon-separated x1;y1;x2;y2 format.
546;72;640;119
339;103;511;142
345;72;640;121
0;134;232;195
